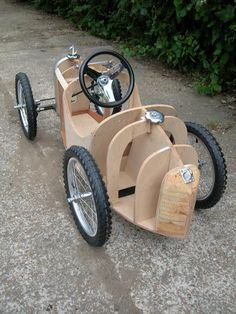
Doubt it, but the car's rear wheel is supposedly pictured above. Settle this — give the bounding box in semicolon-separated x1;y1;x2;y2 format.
15;72;37;140
185;122;227;209
63;146;112;246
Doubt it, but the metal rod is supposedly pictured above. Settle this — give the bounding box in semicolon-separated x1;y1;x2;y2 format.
67;192;92;203
72;90;83;97
35;97;56;103
14;104;26;109
36;104;56;112
72;83;98;97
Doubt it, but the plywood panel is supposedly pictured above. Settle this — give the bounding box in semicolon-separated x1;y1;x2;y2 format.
62;67;78;81
90;107;144;175
119;171;135;190
161;116;187;144
169;147;184;169
64;79;90;114
113;195;135;222
156;165;200;238
62;95;92;150
106;120;150;203
174;144;198;166
55;68;68;90
71;114;98;137
125;124;172;180
134;147;171;223
57;57;76;73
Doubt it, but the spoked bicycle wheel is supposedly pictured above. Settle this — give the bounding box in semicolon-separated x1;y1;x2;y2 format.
15;72;37;140
63;146;112;246
185;122;227;209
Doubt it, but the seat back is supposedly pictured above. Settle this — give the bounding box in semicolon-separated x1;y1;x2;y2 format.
90;108;143;175
63;79;90;115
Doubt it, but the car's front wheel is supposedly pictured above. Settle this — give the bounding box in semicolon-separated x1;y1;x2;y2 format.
15;72;37;140
63;146;112;246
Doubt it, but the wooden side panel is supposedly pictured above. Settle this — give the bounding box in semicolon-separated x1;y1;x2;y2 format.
54;73;67;144
71;114;98;137
106;120;150;203
174;144;198;166
90;108;143;175
54;74;61;115
57;58;76;73
62;95;92;149
169;146;184;169
156;165;200;238
54;68;68;121
62;67;78;80
134;147;171;223
113;195;135;223
161;116;187;144
64;79;90;114
55;68;68;90
128;83;142;109
125;125;172;180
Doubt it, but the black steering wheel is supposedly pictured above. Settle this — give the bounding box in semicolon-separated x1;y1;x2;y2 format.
79;49;135;109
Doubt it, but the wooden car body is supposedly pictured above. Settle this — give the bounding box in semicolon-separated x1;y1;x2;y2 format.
54;56;200;238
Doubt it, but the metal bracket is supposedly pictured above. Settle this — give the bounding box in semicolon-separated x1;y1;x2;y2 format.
14;104;26;109
67;45;80;60
145;110;164;124
35;97;56;112
36;104;56;112
180;168;194;184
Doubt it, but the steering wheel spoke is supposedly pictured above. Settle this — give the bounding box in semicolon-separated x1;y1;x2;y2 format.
85;65;101;80
97;78;115;103
104;62;124;80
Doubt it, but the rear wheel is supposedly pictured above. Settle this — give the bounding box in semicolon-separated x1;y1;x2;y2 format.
15;72;37;140
185;122;227;209
95;79;122;116
63;146;112;246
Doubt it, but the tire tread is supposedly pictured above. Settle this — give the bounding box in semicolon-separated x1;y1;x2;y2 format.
185;122;227;209
15;72;37;140
63;146;112;246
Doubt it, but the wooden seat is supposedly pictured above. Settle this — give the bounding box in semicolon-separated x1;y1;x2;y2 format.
71;113;99;138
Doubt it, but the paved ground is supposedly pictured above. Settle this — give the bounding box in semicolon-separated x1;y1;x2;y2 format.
0;1;235;313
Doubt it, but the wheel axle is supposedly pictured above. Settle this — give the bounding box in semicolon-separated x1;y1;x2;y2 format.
14;104;26;109
36;104;56;112
67;192;92;203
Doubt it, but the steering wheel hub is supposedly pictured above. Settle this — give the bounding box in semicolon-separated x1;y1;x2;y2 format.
97;75;109;86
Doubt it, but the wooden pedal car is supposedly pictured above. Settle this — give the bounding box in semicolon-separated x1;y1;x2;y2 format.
15;47;227;246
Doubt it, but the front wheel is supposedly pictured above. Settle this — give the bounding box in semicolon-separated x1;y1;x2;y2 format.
185;122;227;209
15;72;37;140
63;146;112;246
